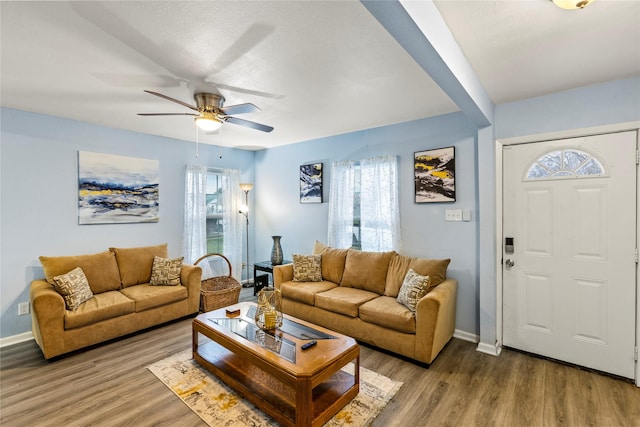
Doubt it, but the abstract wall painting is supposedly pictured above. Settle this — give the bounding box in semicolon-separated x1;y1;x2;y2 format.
78;151;159;224
414;146;456;203
300;163;323;203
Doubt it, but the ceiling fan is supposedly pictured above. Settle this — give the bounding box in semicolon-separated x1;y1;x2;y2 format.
138;90;274;133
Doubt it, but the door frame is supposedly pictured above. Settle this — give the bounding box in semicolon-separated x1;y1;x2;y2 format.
495;121;640;386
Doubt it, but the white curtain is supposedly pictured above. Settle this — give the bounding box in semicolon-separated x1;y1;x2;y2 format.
221;169;243;282
327;160;356;249
183;165;208;264
360;155;402;252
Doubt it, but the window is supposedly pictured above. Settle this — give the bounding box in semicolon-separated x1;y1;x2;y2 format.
184;167;242;279
328;155;401;252
525;149;606;180
206;171;223;253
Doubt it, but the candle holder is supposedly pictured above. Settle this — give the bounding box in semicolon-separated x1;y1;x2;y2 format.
255;286;283;330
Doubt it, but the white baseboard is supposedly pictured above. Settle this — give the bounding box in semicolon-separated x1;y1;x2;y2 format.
0;331;34;348
0;329;501;358
476;341;502;357
453;329;479;343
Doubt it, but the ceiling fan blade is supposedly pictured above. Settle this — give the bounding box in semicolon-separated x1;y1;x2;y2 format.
137;113;199;116
220;103;261;116
143;90;198;111
224;116;274;133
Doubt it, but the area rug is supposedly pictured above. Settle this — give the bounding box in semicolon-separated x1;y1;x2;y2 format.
147;349;402;426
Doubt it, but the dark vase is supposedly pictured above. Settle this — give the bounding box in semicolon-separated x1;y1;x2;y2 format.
270;236;283;265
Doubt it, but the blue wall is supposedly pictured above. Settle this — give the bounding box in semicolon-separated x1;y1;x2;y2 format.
2;77;638;342
0;108;254;338
254;112;480;335
495;77;640;139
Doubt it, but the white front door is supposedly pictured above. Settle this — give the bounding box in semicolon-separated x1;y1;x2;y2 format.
502;131;637;379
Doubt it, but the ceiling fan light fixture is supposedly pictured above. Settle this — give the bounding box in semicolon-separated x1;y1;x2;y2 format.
551;0;594;9
194;115;223;132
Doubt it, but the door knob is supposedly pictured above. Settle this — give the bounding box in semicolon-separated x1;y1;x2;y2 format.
505;259;515;268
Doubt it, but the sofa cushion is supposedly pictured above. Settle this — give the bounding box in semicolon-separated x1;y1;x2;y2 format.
52;267;94;310
40;250;121;294
64;291;135;329
280;281;337;306
120;284;188;312
397;269;431;313
150;256;183;286
109;244;168;287
359;296;416;334
292;254;322;282
315;287;379;318
384;254;450;297
313;241;348;284
340;250;395;294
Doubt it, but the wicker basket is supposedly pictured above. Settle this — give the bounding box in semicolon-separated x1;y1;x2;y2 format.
194;253;242;312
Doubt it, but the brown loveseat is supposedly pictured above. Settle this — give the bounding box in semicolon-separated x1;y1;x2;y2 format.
274;242;457;365
30;244;201;359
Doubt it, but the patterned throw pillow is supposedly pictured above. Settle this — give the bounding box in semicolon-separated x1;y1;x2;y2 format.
396;269;431;313
52;267;94;310
150;256;184;286
292;254;322;282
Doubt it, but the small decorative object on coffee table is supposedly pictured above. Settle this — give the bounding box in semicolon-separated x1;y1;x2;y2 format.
255;286;282;330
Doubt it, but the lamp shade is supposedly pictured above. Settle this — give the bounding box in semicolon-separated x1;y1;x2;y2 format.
239;183;254;192
552;0;594;9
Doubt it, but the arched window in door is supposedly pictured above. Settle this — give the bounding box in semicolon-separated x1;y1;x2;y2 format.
525;148;606;180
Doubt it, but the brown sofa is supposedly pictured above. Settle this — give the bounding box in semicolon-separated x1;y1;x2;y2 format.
30;244;201;359
274;242;457;365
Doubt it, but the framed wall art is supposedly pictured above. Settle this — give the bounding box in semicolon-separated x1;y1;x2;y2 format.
300;163;323;203
78;151;159;224
414;146;455;203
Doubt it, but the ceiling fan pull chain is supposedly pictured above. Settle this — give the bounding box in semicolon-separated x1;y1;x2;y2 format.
195;126;199;158
219;127;223;159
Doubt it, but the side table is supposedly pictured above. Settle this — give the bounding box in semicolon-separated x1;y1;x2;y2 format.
253;260;292;295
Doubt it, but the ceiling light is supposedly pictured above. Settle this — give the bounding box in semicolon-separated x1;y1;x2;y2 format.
551;0;595;9
194;115;223;132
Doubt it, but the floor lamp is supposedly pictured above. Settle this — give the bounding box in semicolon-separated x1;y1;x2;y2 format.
239;183;253;288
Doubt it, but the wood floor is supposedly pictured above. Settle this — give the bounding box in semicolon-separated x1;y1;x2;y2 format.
2;287;639;426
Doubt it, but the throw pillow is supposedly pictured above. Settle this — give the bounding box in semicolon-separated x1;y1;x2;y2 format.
150;256;184;286
292;254;322;282
397;268;431;313
52;267;94;310
384;254;450;297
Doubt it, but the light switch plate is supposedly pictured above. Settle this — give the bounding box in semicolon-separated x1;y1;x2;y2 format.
445;209;463;222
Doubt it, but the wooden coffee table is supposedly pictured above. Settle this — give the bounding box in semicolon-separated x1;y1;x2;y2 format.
192;301;360;427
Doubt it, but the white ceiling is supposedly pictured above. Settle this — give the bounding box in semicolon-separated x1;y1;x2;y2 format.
1;1;639;150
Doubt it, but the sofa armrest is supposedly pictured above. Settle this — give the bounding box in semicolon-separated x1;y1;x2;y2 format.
180;264;202;313
273;263;294;290
414;278;458;364
30;279;67;359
